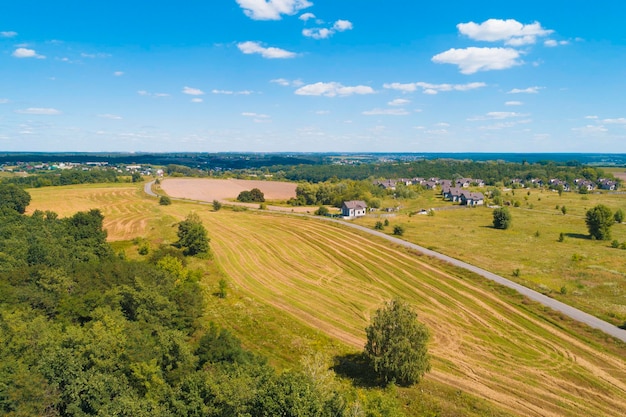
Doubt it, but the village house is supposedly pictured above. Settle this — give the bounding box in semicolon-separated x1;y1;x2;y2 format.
460;191;485;206
342;200;368;218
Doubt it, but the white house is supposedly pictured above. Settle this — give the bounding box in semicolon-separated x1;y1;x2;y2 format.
342;200;367;218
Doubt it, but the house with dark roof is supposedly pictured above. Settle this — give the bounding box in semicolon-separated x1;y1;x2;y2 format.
460;191;485;206
342;200;367;218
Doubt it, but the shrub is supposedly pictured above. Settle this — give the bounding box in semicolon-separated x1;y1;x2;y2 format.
374;221;384;230
492;207;512;230
315;206;329;216
212;200;222;211
159;195;172;205
393;225;405;236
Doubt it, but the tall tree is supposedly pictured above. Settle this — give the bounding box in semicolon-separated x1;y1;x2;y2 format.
492;207;512;230
585;204;614;240
364;298;430;386
0;183;31;213
176;212;210;256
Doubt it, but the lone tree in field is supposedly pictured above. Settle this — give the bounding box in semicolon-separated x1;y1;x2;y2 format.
0;184;31;214
364;298;430;386
615;208;625;224
237;188;265;203
175;212;210;256
585;204;614;240
492;207;512;230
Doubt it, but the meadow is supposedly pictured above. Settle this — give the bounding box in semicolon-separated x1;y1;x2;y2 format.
25;181;626;417
354;187;626;326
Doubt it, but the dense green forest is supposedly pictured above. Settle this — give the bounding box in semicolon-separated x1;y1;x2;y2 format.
272;160;614;184
0;188;403;416
3;169;120;188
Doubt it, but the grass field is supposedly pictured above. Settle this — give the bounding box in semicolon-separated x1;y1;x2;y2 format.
355;187;626;326
25;182;626;417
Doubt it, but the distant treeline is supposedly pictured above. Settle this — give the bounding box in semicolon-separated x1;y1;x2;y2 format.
273;160;616;184
2;169;120;188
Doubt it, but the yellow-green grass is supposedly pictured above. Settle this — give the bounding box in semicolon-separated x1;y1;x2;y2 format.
25;184;626;416
356;188;626;325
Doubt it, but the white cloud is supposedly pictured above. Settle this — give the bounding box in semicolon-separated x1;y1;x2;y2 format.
236;0;312;20
544;39;569;47
81;52;111;58
303;19;353;39
12;47;45;59
505;101;523;106
303;28;333;39
432;47;520;74
242;112;270;118
508;86;542;94
182;86;205;96
1;31;17;38
113;71;124;76
212;89;253;95
457;19;553;46
0;98;9;104
295;82;375;97
98;113;122;120
468;111;527;121
603;118;626;124
333;20;353;31
572;125;608;134
15;107;61;115
191;98;203;103
138;90;170;97
585;115;598;119
271;78;291;86
363;108;410;116
237;41;296;58
299;12;315;21
383;81;486;94
388;98;410;106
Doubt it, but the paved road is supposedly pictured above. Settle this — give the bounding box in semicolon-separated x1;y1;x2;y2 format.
325;219;626;343
144;180;158;197
143;182;626;343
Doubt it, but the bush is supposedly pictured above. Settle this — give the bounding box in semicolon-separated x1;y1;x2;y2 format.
492;207;512;229
585;204;614;240
212;200;222;211
374;221;384;230
315;206;329;216
237;188;265;203
159;195;172;205
615;208;625;224
393;225;405;236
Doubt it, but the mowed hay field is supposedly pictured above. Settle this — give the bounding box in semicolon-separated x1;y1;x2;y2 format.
26;182;626;416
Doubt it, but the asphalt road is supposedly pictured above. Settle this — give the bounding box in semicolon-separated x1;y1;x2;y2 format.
142;181;626;343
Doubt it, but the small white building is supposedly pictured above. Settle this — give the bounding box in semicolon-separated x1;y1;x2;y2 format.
342;200;367;218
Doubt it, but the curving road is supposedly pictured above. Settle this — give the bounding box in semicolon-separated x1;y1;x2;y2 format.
143;181;626;343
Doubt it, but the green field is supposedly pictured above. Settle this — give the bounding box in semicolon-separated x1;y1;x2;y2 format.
26;182;626;416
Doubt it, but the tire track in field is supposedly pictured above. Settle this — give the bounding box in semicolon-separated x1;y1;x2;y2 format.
202;211;626;417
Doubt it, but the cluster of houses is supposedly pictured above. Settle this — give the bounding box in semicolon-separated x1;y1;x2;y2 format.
544;178;619;192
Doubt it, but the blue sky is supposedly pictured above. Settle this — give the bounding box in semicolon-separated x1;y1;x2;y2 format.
2;0;626;153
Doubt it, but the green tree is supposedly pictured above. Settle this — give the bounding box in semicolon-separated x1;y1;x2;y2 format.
212;200;222;211
159;195;172;205
392;225;405;236
0;183;31;213
131;172;142;183
492;207;512;229
315;206;329;216
364;298;430;386
585;204;614;240
176;212;210;256
615;208;624;224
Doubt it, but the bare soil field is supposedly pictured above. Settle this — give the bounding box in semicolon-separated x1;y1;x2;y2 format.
160;178;297;202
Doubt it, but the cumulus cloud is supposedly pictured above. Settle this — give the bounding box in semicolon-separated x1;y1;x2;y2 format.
1;31;18;38
388;98;410;106
432;47;520;74
12;47;45;59
236;0;312;20
508;86;542;94
294;82;375;97
299;12;315;21
212;89;253;95
182;86;205;95
468;111;527;121
383;81;486;94
362;108;410;116
544;39;569;47
457;19;553;46
15;107;61;115
237;41;296;58
302;19;353;39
